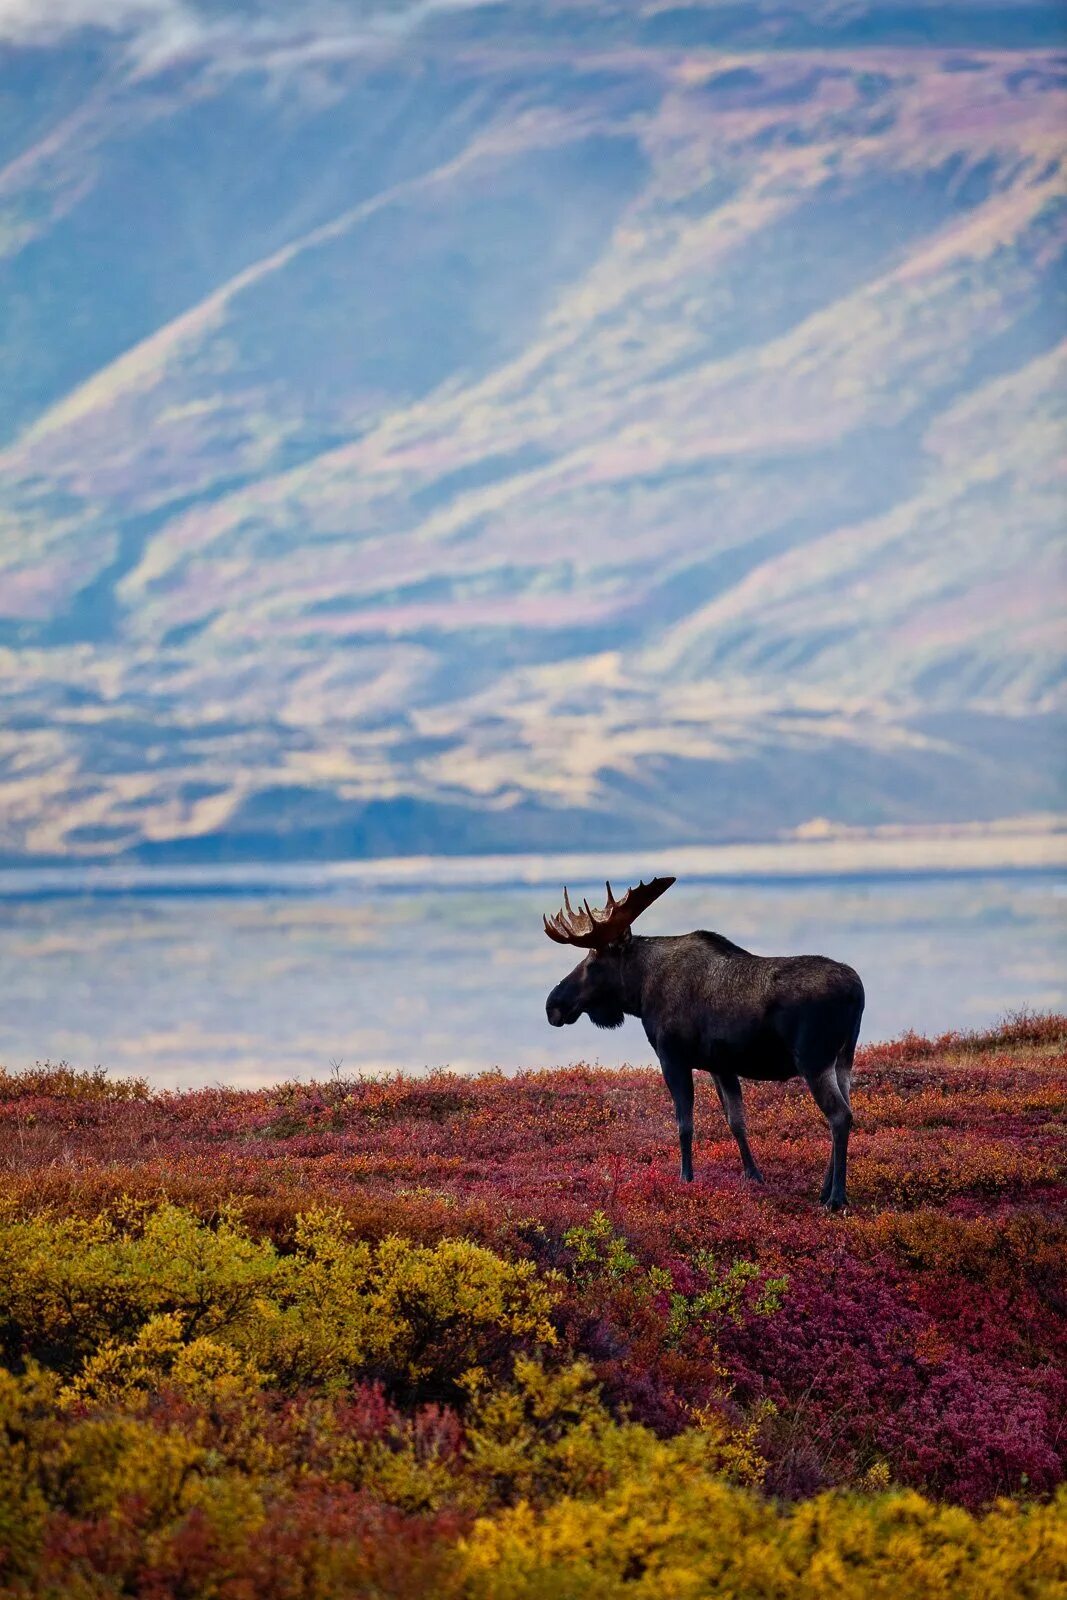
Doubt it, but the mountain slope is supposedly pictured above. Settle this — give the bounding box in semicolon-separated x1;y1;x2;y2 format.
1;1;1064;862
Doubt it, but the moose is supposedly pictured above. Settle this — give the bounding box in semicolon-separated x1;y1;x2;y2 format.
544;876;864;1209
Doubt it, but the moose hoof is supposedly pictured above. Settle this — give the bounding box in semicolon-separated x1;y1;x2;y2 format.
822;1197;849;1214
746;1169;765;1185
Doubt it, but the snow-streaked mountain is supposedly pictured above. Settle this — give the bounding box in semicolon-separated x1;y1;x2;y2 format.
2;1;1064;862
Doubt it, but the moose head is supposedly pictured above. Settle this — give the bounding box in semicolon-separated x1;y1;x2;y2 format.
543;876;676;1031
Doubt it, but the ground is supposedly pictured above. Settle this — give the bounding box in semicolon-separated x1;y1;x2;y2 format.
0;1015;1064;1596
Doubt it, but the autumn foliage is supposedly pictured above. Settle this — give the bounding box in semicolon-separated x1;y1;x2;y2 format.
0;1013;1065;1597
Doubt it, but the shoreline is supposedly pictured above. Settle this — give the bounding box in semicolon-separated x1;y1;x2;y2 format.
0;822;1064;900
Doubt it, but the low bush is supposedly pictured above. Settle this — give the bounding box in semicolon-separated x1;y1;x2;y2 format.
0;1016;1064;1595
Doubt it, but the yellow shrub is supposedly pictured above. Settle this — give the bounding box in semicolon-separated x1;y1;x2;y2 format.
0;1204;278;1373
1;1365;268;1574
461;1358;613;1510
331;1424;464;1515
46;1415;207;1522
0;1203;559;1396
0;1368;51;1576
459;1476;1067;1600
686;1400;772;1489
0;1211;128;1366
252;1212;558;1388
461;1446;788;1600
460;1357;768;1512
783;1488;1067;1600
63;1312;263;1410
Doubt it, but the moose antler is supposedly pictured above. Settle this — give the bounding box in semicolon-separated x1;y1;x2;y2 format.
543;876;676;948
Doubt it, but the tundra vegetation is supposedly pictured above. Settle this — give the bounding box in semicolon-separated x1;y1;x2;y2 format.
0;1013;1065;1597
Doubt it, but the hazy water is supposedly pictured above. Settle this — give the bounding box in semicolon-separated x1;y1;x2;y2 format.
0;874;1063;1088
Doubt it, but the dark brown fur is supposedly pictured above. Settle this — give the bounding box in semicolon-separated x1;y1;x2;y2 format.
547;929;864;1208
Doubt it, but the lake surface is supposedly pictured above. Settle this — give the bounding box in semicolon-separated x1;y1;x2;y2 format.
1;872;1063;1088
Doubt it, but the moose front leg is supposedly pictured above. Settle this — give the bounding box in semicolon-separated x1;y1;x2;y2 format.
659;1053;695;1182
713;1072;764;1183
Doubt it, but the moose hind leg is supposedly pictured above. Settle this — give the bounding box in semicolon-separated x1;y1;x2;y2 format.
820;1049;855;1203
807;1065;853;1211
661;1055;695;1182
836;1061;853;1110
714;1073;764;1183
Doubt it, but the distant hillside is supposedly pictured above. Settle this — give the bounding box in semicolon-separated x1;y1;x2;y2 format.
1;0;1064;863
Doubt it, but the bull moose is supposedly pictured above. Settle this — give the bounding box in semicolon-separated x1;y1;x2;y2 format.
544;876;864;1209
